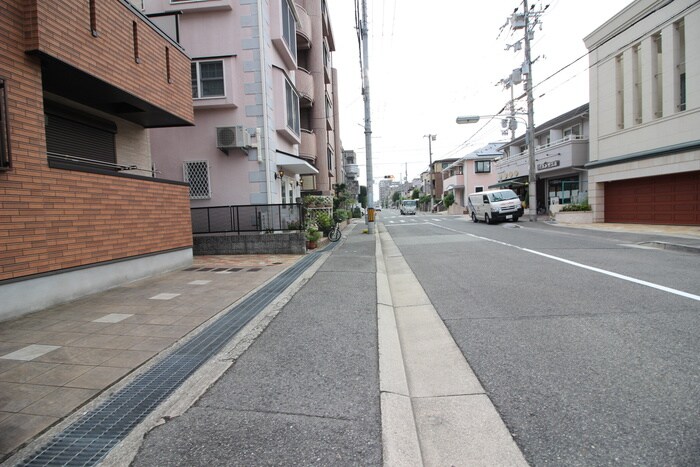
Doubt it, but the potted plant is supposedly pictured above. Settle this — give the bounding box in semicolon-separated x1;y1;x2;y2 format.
305;225;321;249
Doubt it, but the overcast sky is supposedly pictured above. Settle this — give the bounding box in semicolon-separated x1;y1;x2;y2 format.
326;0;634;191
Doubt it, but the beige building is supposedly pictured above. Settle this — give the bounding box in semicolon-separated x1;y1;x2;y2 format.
584;0;700;225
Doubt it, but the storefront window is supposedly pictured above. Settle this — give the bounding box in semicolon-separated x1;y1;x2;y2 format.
548;176;579;205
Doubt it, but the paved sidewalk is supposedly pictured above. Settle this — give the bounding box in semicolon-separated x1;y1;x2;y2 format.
0;253;301;462
128;222;381;466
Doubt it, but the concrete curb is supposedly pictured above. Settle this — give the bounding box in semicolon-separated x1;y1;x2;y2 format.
638;241;700;255
377;224;529;466
376;228;423;466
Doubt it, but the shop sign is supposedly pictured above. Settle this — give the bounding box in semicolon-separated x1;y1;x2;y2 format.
537;160;560;171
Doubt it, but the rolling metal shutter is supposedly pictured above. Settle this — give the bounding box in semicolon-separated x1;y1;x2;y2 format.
45;105;117;166
605;171;700;225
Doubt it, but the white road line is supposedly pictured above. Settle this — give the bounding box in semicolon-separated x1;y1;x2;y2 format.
432;224;700;302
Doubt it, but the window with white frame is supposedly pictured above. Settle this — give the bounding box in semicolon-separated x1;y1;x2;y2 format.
563;124;581;138
475;160;491;173
183;161;211;199
191;60;224;99
285;79;300;135
281;0;297;60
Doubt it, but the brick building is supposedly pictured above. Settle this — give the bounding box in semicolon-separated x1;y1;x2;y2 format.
0;0;195;319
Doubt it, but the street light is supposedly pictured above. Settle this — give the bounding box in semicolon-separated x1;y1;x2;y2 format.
456;114;537;222
455;116;481;124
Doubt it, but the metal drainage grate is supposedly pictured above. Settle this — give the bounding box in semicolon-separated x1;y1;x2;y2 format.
18;250;327;467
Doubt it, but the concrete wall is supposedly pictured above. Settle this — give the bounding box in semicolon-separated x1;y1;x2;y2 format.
193;232;306;255
0;248;192;322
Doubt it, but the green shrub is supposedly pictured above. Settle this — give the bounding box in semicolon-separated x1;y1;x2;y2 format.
305;226;321;242
314;211;334;234
334;209;350;223
444;192;455;209
561;199;591;211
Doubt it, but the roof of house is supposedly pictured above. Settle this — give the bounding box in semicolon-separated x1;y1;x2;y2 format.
443;142;506;172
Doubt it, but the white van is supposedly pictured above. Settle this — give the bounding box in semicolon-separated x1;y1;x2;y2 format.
467;189;523;224
400;199;417;215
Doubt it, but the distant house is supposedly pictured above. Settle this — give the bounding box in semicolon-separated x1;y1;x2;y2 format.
584;0;700;225
0;0;194;319
443;143;504;213
144;0;342;211
429;158;458;207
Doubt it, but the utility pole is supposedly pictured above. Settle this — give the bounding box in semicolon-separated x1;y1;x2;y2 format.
424;134;436;211
361;0;374;234
523;0;537;221
509;1;547;221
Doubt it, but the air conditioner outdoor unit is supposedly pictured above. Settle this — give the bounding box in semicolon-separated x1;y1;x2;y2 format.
216;126;251;153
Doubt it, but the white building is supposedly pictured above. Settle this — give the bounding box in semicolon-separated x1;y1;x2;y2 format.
584;0;700;225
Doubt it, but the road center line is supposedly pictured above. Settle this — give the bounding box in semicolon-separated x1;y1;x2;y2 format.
428;223;700;302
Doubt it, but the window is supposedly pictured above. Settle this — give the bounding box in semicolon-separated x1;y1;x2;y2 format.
474;186;484;193
475;160;491;173
285;79;300;135
563;124;581;138
183;161;211;199
0;79;9;170
676;20;686;111
323;41;330;70
191;60;224;99
633;44;642;123
652;32;663;118
615;54;624;129
281;0;297;60
327;147;333;171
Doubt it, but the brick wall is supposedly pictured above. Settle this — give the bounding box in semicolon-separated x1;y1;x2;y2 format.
0;1;193;282
25;0;193;124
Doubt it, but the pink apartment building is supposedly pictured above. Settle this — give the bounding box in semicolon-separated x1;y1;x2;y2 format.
442;143;503;213
144;0;342;210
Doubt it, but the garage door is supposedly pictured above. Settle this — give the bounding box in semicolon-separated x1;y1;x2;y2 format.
605;171;700;225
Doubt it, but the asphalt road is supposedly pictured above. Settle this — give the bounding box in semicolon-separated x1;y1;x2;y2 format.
383;210;699;466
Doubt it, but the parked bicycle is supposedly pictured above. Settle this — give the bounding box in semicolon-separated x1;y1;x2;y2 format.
328;222;341;242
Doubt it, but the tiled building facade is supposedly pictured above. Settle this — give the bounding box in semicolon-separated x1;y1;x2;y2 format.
0;0;195;319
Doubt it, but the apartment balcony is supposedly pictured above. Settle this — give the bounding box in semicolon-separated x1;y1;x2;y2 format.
345;164;360;178
443;173;465;192
299;129;317;163
297;68;314;108
24;0;193;127
497;135;589;181
534;135;589;176
296;4;312;50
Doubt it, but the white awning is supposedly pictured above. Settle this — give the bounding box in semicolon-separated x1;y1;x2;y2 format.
276;153;318;175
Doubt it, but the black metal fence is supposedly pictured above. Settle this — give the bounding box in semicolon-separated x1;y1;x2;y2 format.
191;203;303;234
